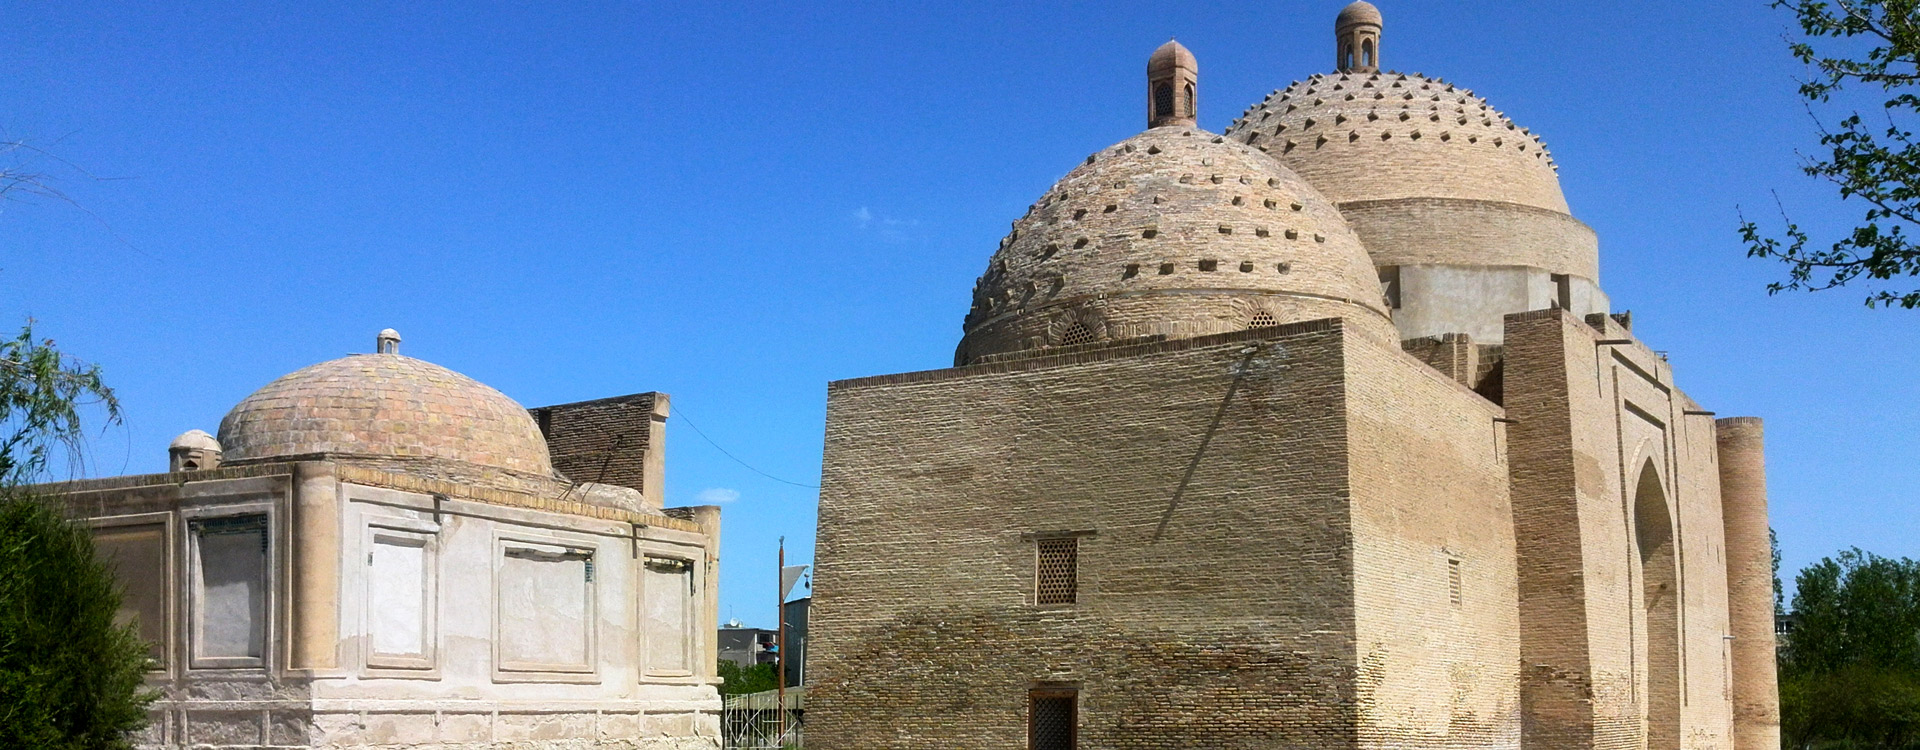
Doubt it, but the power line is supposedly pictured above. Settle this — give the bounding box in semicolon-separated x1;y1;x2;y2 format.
672;403;819;489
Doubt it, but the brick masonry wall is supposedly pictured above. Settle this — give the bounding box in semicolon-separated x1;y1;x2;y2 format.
1503;309;1735;750
1344;336;1521;748
812;322;1364;749
528;392;660;497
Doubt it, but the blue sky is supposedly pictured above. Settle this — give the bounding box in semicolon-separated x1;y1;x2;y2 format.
5;0;1915;628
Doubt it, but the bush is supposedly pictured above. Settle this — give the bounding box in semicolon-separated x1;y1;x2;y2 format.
0;492;155;749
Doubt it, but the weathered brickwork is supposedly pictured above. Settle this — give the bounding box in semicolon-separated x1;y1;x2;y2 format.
1717;418;1781;749
814;320;1538;748
816;323;1363;749
1345;334;1520;748
1503;309;1736;750
529;391;668;504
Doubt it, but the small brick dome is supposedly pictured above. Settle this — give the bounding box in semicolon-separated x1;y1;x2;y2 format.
218;349;553;475
956;125;1395;365
1337;1;1383;28
1225;71;1567;213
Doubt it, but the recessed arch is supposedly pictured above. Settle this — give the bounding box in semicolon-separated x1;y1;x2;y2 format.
1633;460;1681;750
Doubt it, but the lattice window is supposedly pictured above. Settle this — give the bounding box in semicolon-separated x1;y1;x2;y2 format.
1057;323;1097;348
1036;537;1078;605
1153;83;1174;119
1448;557;1463;607
1249;311;1278;329
1029;688;1077;750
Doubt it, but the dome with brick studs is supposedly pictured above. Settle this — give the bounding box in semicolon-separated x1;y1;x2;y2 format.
217;330;554;476
956;46;1395;365
1225;70;1565;212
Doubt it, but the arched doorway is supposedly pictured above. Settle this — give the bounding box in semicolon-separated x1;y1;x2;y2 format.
1634;461;1680;749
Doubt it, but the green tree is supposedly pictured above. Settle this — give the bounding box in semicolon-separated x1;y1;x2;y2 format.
1781;548;1920;748
0;493;157;748
0;323;153;748
1742;0;1920;308
717;660;780;696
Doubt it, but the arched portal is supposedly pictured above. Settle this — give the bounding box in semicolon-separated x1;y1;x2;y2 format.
1634;461;1681;749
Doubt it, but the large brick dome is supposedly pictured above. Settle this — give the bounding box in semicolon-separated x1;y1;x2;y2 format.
1227;71;1566;212
956;125;1395;365
218;341;553;476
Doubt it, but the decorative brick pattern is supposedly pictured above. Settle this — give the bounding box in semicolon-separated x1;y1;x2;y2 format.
1225;71;1567;213
957;126;1396;365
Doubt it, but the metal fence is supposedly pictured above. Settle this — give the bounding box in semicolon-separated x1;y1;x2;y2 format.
722;687;804;750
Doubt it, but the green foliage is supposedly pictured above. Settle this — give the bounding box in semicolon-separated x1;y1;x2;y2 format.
717;659;779;696
1777;527;1787;615
1782;548;1920;749
1742;0;1920;308
0;323;120;484
0;491;157;748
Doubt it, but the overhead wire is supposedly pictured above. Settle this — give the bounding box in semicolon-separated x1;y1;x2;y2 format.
672;402;819;489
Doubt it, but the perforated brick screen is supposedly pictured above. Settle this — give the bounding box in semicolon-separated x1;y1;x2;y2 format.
1029;690;1077;750
1036;538;1078;606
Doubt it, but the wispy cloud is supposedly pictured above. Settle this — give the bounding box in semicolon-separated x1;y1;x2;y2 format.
852;206;919;241
697;487;741;504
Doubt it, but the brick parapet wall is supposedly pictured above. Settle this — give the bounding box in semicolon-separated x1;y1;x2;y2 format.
528;392;665;500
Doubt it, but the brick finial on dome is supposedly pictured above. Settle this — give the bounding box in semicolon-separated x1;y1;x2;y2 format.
1336;2;1382;73
1147;40;1198;128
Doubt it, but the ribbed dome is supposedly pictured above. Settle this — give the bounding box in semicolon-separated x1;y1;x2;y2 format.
218;352;553;476
1224;71;1567;213
1148;40;1196;75
1337;1;1383;28
957;125;1395;364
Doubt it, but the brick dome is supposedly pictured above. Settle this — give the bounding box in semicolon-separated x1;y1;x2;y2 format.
1226;71;1566;212
218;348;553;475
956;125;1395;365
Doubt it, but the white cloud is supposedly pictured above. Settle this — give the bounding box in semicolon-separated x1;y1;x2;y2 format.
697;487;741;504
853;206;873;227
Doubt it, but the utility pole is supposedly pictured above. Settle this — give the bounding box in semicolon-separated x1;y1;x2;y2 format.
776;536;787;744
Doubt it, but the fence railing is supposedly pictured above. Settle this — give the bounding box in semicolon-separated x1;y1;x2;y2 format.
722;687;803;750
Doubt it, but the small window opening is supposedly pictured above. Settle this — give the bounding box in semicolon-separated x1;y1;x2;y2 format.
1158;262;1175;275
1142;228;1158;239
1551;273;1573;310
1029;688;1078;750
1036;537;1078;605
1250;311;1278;329
1239;261;1255;273
1153;83;1174;119
1057;323;1097;348
1379;266;1402;309
1448;557;1463;606
1183;83;1195;116
1123;263;1140;278
1362;39;1375;68
1198;259;1218;272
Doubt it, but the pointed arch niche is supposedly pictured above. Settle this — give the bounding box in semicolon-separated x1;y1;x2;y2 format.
1633;460;1681;750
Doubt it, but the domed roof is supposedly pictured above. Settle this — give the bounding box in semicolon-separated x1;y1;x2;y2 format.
1337;1;1383;28
957;125;1395;364
169;429;220;452
1223;71;1568;214
1148;40;1196;74
218;346;553;476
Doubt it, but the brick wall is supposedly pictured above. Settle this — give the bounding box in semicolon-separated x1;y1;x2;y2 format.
528;392;667;503
812;322;1363;749
1344;336;1521;748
